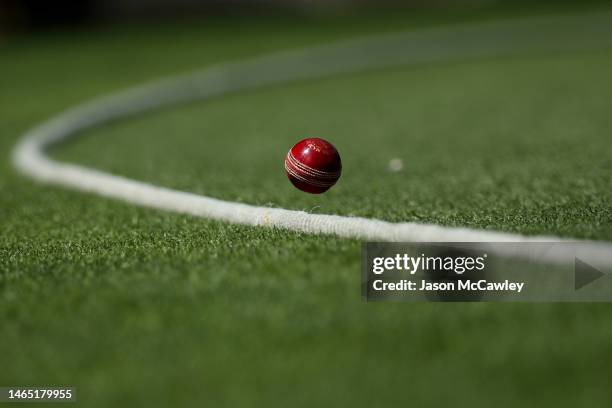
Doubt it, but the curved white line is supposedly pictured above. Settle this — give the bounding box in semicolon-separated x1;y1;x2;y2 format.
12;12;612;268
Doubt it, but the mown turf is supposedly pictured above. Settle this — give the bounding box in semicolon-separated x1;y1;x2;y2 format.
55;50;612;239
2;8;612;408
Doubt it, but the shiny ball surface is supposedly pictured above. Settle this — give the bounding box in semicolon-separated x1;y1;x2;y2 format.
284;137;342;194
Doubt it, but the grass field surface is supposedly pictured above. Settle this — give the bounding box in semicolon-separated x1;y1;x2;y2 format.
2;7;612;407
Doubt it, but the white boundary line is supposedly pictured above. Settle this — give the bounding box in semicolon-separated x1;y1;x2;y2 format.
12;12;612;268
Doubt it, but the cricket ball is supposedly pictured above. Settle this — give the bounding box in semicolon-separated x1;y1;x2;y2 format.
284;137;342;194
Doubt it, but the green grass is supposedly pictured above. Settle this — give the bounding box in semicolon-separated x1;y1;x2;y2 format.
2;8;612;408
55;51;612;238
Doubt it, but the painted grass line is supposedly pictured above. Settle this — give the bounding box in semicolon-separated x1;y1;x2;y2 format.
12;11;612;269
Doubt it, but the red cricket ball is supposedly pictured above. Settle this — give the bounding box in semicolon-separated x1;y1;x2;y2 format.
284;137;342;194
